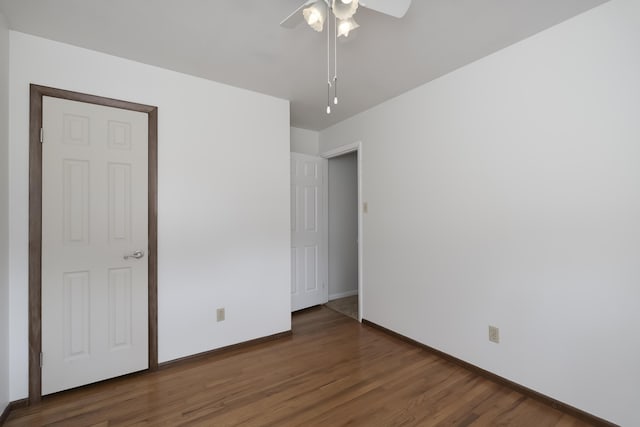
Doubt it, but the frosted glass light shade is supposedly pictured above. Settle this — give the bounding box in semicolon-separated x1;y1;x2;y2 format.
303;1;327;32
337;17;359;37
332;0;358;20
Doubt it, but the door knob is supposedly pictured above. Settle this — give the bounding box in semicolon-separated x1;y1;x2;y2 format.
124;250;145;260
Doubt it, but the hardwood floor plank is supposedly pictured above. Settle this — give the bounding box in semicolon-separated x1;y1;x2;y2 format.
6;307;598;426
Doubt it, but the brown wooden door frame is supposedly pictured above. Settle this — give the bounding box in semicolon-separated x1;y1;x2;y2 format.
28;84;158;404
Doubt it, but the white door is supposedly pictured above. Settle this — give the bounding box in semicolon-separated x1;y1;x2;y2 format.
41;96;149;395
291;153;328;311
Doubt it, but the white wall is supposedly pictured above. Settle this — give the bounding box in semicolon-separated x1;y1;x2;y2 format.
328;152;358;299
8;32;291;400
0;11;10;415
290;127;319;155
320;0;639;425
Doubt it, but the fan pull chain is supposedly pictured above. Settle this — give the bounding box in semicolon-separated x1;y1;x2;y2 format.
326;12;332;114
333;77;338;105
333;15;338;105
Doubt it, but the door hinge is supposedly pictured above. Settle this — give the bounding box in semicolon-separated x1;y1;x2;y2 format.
40;352;43;368
40;128;43;143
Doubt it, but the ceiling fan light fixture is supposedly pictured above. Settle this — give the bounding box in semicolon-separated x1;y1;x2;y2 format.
331;0;358;20
337;17;359;37
303;1;327;32
281;0;414;116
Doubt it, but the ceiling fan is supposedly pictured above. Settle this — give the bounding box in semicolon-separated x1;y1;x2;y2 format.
280;0;412;115
280;0;412;30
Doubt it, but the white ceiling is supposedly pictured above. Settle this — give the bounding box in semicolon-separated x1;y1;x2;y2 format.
0;0;607;130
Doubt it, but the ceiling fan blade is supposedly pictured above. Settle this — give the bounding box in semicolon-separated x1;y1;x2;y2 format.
280;0;316;28
359;0;412;18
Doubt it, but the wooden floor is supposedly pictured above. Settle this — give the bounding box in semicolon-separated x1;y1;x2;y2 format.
325;295;358;320
7;307;592;427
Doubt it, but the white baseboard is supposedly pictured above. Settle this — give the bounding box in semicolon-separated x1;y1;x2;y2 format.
329;290;358;301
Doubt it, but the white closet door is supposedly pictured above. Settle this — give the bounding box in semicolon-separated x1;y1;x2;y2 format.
41;96;149;395
291;153;328;311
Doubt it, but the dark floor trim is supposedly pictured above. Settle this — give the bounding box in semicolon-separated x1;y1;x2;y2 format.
158;330;292;370
0;399;29;425
0;404;8;426
362;319;617;427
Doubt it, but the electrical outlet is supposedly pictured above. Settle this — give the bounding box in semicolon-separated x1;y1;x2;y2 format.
216;308;225;322
488;325;500;343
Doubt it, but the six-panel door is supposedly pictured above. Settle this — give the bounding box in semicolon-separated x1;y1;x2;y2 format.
291;153;328;311
41;96;149;395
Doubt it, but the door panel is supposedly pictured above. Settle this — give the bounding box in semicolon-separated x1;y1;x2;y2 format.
42;96;149;395
108;267;133;350
62;271;90;361
305;246;317;291
291;153;327;311
108;163;132;242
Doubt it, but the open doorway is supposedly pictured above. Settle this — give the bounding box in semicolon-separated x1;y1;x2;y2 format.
290;141;362;320
322;142;362;321
325;152;358;319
